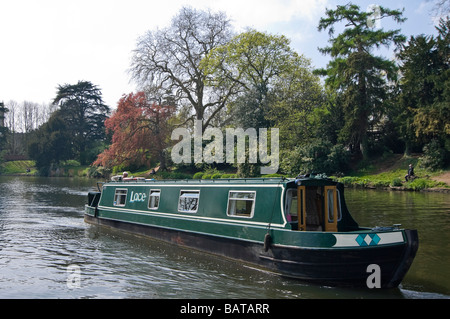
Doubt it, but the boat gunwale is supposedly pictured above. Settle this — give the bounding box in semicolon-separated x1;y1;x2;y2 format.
85;212;408;249
86;204;409;251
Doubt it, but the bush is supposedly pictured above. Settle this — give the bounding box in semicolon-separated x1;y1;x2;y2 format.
372;180;390;188
406;178;429;191
390;178;403;187
211;173;222;179
158;171;192;179
327;144;350;174
338;176;361;186
420;139;445;171
193;172;204;179
236;162;260;177
281;139;349;176
220;174;236;179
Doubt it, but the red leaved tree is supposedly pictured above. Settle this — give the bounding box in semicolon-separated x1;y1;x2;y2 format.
93;92;175;171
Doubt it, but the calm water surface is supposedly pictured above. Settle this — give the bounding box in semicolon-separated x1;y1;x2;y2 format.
0;176;448;299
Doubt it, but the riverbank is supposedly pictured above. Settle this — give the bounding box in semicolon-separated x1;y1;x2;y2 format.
0;160;90;178
334;154;450;192
1;155;449;192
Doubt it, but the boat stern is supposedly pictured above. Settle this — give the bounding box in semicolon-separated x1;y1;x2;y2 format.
261;227;419;288
388;229;419;288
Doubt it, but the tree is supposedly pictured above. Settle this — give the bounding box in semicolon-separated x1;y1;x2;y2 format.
28;110;73;174
280;139;349;176
396;18;450;165
396;34;439;153
202;30;302;129
130;7;234;132
93;92;175;171
2;100;55;158
201;29;327;175
0;101;8;156
53;81;110;164
316;3;406;159
267;55;325;150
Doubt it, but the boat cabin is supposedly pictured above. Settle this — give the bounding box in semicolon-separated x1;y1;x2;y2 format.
88;175;359;233
288;177;351;232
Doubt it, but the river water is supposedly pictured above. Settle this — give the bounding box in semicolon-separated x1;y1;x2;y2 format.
0;176;448;299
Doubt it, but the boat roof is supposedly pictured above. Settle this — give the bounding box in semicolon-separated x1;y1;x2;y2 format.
111;177;293;185
107;174;338;188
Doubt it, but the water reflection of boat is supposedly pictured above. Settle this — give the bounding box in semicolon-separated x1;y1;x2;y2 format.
85;174;418;288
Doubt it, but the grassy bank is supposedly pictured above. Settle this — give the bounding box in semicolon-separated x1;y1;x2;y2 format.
334;154;449;191
1;160;37;175
2;155;449;192
0;160;90;177
136;154;450;192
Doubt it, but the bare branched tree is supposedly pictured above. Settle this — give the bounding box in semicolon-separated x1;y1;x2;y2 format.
429;0;450;20
130;7;236;132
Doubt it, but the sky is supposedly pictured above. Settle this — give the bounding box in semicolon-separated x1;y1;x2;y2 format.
0;0;444;109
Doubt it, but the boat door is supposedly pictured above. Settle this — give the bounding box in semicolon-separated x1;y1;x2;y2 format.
295;185;339;232
324;186;338;232
297;186;306;231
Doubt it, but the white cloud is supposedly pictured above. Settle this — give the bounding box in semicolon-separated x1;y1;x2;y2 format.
193;0;328;30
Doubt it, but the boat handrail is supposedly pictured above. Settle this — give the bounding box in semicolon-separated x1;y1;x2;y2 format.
107;177;293;184
96;182;104;192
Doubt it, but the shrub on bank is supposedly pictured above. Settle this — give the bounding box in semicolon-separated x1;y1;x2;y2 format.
220;174;236;178
420;139;446;171
158;171;192;180
391;178;403;187
193;172;204;179
338;176;361;187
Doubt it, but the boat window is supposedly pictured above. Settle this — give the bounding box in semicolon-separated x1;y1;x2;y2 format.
285;189;298;222
336;189;342;221
148;189;160;210
114;189;127;207
178;190;200;213
227;191;256;218
327;189;334;222
326;189;342;222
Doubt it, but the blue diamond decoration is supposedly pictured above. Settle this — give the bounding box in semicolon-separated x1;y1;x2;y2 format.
355;233;381;246
356;234;366;246
370;233;381;245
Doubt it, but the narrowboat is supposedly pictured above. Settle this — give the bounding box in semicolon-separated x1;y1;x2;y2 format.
85;174;418;288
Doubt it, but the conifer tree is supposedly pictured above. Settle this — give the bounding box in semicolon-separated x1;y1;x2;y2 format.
316;3;405;159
